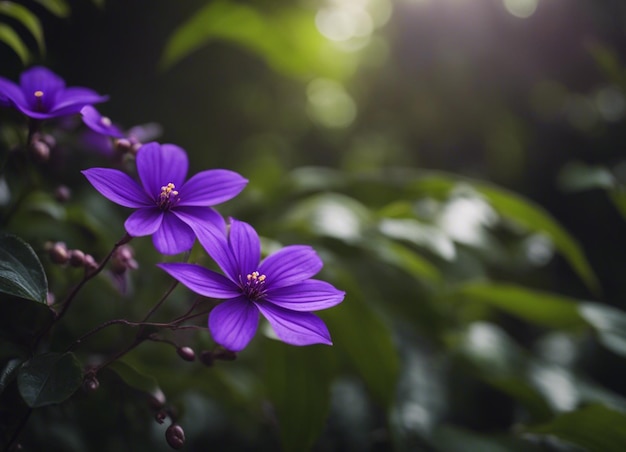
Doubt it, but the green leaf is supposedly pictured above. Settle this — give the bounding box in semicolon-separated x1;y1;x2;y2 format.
0;2;45;54
160;1;356;80
0;234;48;303
579;302;626;357
33;0;70;18
525;404;626;452
0;358;22;396
0;296;54;344
557;161;614;193
324;293;399;407
17;352;83;407
282;192;372;244
263;340;337;452
456;282;586;329
0;23;30;64
410;174;599;293
107;360;160;395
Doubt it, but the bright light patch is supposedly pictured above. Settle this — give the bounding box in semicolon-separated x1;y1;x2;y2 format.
503;0;538;18
306;78;357;128
316;5;374;42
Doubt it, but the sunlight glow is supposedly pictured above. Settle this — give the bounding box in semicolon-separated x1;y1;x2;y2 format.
315;0;392;46
306;78;357;128
503;0;538;19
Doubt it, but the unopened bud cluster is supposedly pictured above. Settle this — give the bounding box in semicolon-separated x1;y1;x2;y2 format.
110;244;139;275
29;132;56;162
45;241;98;271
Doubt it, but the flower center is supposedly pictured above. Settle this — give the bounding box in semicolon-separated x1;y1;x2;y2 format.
157;182;180;210
100;116;112;127
33;90;45;111
241;271;267;301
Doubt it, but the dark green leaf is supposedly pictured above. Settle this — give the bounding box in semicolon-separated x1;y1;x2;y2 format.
0;234;48;303
107;360;160;395
0;295;54;344
0;358;22;396
0;2;45;54
0;23;30;64
263;340;337;452
579;302;626;357
525;404;626;452
17;352;83;407
33;0;70;18
557;161;614;193
324;292;399;407
456;282;586;329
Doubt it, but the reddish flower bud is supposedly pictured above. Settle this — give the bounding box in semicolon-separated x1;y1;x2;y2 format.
84;254;98;271
30;139;50;162
49;242;69;264
69;249;86;267
83;374;100;392
176;346;196;362
155;410;167;424
199;351;214;367
54;185;71;203
212;347;237;362
165;424;185;450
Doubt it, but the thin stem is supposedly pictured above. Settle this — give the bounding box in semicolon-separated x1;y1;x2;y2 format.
140;279;178;323
35;234;132;348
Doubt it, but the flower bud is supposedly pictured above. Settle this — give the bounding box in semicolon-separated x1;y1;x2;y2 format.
114;138;133;155
155;410;167;424
148;388;166;410
49;242;69;264
176;346;196;362
54;185;71;203
30;139;49;162
83;374;100;392
84;254;98;271
46;292;56;306
165;424;185;450
69;249;86;267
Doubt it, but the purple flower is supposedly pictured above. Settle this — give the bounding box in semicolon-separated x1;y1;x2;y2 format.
158;218;345;351
81;105;124;138
0;66;108;120
82;142;248;255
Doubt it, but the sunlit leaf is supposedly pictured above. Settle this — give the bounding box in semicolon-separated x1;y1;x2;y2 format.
579;302;626;357
410;173;600;293
160;0;356;80
17;352;83;407
0;23;30;64
263;341;337;452
525;404;626;452
0;2;45;54
378;218;456;261
281;192;372;244
0;234;48;303
33;0;70;18
456;282;586;329
365;237;442;284
557;161;614;193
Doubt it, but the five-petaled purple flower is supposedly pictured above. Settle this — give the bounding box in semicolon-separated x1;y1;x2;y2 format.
0;66;108;120
158;218;345;351
82;142;248;255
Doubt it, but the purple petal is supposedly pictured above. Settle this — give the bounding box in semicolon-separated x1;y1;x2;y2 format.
209;297;260;352
172;205;225;232
265;280;345;312
0;76;25;107
152;212;196;255
136;143;188;199
80;105;124;137
157;263;240;298
125;208;163;237
189;218;239;282
228;219;260;276
82;168;152;207
259;245;323;290
20;66;65;111
255;301;332;346
51;87;109;116
178;169;247;206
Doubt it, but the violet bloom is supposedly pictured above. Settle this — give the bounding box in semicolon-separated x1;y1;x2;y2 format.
81;105;124;138
82;142;247;255
0;66;108;120
158;218;345;351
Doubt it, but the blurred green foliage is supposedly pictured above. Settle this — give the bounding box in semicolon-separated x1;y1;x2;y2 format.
2;0;626;451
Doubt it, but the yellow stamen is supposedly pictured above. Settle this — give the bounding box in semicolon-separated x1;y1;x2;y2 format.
34;90;44;98
101;116;112;127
